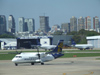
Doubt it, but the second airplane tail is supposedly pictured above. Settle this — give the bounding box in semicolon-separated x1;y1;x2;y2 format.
71;39;76;46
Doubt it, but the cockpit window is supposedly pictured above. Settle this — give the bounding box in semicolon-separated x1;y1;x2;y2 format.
15;56;22;58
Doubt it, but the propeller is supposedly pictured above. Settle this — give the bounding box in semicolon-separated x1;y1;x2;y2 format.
15;50;22;54
36;39;41;59
8;50;22;54
36;46;40;59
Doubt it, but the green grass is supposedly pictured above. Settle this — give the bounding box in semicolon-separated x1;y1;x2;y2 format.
0;50;100;60
0;53;100;60
96;58;100;60
61;53;100;58
0;50;45;54
66;50;100;52
1;50;100;54
0;54;16;60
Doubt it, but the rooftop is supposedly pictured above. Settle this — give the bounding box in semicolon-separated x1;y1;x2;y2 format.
86;35;100;40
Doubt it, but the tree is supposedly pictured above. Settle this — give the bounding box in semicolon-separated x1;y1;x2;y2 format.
72;35;81;43
53;31;63;35
0;34;16;38
85;31;100;36
68;29;100;44
78;29;86;35
67;31;77;35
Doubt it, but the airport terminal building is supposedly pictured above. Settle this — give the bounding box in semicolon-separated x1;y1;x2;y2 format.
0;38;16;50
86;36;100;48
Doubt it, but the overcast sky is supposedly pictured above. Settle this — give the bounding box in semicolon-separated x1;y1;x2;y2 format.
0;0;100;31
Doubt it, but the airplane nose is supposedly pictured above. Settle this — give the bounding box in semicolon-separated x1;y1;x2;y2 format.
12;59;14;62
12;58;17;62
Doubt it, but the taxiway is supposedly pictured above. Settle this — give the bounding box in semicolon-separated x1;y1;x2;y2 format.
0;57;100;75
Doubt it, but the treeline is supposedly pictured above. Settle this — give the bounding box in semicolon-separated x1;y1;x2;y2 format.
0;32;16;38
0;29;100;44
68;29;100;44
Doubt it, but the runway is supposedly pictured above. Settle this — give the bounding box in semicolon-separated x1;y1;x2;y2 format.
0;57;100;75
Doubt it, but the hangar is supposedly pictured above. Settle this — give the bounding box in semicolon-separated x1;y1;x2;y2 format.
86;35;100;48
17;36;53;49
17;35;73;49
52;35;73;45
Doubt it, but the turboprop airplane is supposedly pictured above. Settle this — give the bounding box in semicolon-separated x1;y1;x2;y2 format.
12;40;64;66
71;39;94;50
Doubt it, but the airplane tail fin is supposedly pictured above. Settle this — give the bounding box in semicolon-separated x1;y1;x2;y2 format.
50;40;64;58
71;39;76;46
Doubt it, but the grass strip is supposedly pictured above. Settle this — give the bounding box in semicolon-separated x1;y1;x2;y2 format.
61;53;100;58
96;58;100;60
0;53;100;60
0;54;16;60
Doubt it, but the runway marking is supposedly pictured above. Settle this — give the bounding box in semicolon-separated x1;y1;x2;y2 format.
63;71;94;75
90;72;94;74
63;73;66;75
84;71;94;75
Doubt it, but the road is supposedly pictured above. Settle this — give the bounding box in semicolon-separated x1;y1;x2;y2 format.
0;57;100;75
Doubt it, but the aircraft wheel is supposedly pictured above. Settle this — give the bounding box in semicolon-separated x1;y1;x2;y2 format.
15;63;18;66
31;63;34;65
41;63;44;65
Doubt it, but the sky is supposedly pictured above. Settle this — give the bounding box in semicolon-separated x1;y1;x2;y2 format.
0;0;100;31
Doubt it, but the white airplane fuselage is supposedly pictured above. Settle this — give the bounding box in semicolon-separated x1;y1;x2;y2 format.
12;52;54;64
73;44;94;50
40;45;56;50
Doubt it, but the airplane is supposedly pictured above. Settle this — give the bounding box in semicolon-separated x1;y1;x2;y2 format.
71;39;94;50
31;39;56;50
40;45;56;50
31;44;56;50
12;40;64;66
39;39;56;50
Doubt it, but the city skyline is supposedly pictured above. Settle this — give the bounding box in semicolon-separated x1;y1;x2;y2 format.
0;15;100;33
0;0;100;31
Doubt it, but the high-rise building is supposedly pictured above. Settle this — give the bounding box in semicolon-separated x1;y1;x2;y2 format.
93;16;99;31
19;17;35;33
61;23;70;33
99;22;100;28
0;15;7;34
24;18;35;32
70;16;77;32
85;16;91;30
24;19;28;31
28;19;35;32
39;16;50;32
18;17;25;32
78;17;84;31
50;24;60;33
8;15;15;33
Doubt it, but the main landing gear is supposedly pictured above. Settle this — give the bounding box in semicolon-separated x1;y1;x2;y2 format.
41;62;44;65
31;62;44;65
15;63;18;66
31;63;34;65
14;62;44;66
